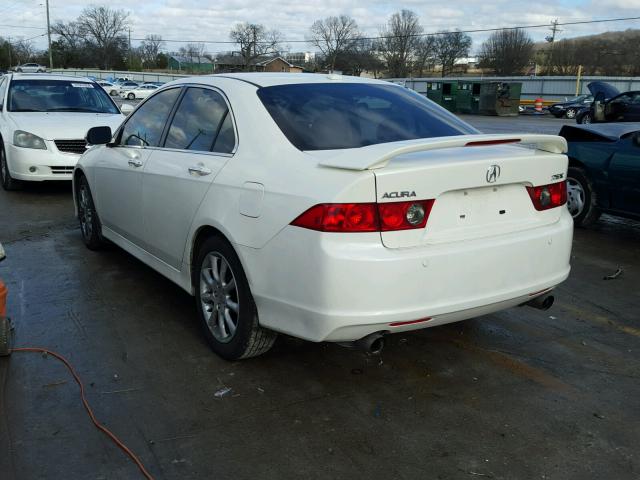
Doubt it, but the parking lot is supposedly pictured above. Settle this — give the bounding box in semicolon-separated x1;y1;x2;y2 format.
1;114;639;479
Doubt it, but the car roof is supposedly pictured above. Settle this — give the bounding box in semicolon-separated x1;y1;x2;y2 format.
10;73;94;82
173;72;392;88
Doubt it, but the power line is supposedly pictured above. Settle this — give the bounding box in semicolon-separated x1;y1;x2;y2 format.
0;24;46;30
8;15;640;46
126;15;640;45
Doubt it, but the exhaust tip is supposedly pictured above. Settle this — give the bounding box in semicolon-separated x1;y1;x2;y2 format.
368;337;385;355
526;293;555;311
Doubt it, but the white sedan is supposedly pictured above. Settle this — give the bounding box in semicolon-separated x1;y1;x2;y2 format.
120;84;159;100
74;73;573;360
0;74;125;189
97;80;120;96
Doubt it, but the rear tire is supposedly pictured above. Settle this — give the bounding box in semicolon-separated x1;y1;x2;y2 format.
127;93;135;100
195;236;276;360
77;175;105;250
0;142;22;191
565;108;577;119
567;166;601;227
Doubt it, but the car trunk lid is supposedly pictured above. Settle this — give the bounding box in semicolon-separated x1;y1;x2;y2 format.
316;134;568;248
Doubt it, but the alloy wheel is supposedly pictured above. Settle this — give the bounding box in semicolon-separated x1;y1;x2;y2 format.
566;178;585;218
566;109;576;119
78;185;94;239
0;148;7;184
199;252;240;343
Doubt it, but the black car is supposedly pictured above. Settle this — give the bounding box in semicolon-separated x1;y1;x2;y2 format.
547;94;593;119
559;123;640;226
576;82;640;124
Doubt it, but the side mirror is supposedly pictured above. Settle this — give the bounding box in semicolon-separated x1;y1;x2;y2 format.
86;126;112;145
120;103;135;115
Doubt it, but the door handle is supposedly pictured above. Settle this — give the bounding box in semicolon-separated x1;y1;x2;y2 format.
128;159;143;168
188;164;212;176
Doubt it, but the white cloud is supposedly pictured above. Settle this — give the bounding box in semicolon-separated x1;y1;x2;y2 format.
5;0;639;54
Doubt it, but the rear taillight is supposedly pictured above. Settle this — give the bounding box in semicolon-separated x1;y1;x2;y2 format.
378;200;434;231
291;200;435;233
291;203;379;232
526;181;567;211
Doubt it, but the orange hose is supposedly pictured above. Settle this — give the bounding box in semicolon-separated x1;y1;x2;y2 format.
0;280;7;317
10;347;155;480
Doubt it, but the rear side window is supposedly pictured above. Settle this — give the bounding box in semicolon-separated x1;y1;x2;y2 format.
120;88;180;147
164;87;235;153
257;83;477;151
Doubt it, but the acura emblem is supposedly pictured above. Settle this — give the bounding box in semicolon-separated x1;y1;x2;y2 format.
486;165;501;183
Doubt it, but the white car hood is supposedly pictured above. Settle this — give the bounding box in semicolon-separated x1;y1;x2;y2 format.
9;112;124;140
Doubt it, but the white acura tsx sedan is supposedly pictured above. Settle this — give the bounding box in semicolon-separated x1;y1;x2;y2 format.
74;73;573;360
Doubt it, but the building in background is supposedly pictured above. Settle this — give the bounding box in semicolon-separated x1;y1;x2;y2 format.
284;52;315;65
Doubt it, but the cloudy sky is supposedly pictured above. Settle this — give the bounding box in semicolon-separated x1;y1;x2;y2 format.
2;0;640;54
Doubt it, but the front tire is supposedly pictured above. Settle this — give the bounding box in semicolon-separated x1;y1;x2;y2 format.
567;166;601;227
579;113;593;124
195;236;276;360
77;175;105;249
127;93;135;100
0;142;22;191
110;90;118;96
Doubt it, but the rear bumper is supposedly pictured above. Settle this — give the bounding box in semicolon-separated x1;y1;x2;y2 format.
7;143;79;181
237;208;574;342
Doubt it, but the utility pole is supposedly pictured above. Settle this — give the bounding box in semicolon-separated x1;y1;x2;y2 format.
7;36;11;69
545;19;561;74
45;0;53;70
128;29;132;70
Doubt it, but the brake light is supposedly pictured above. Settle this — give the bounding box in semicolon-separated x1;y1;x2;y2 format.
291;200;435;232
291;203;379;232
465;139;520;147
526;181;567;211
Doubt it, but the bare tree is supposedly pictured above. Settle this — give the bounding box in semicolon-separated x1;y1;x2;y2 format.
378;10;422;78
478;28;534;75
77;6;129;69
413;36;437;76
12;39;35;64
139;34;165;68
229;23;281;70
309;15;359;71
433;30;472;77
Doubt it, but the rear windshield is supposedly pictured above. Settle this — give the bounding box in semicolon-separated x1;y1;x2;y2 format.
8;79;120;114
257;83;477;151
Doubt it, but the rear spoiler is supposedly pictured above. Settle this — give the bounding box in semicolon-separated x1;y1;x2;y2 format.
317;134;568;171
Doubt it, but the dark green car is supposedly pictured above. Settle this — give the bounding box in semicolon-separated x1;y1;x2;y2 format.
559;123;640;226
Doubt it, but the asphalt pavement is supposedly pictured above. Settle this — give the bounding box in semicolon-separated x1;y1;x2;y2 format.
0;114;638;480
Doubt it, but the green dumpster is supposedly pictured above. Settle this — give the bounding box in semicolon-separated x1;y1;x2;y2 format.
457;81;482;114
479;82;522;116
440;81;458;112
425;81;442;105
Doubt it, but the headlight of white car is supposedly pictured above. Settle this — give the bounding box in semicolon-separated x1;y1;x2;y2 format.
13;130;47;150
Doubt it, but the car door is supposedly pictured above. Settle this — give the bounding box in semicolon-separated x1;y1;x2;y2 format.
608;133;640;214
622;93;640;121
141;86;237;269
93;87;181;247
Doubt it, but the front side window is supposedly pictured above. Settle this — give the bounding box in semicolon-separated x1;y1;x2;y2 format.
119;88;180;147
164;87;235;153
257;83;477;151
7;79;120;113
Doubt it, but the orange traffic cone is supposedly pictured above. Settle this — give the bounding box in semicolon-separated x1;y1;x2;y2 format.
0;280;7;317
